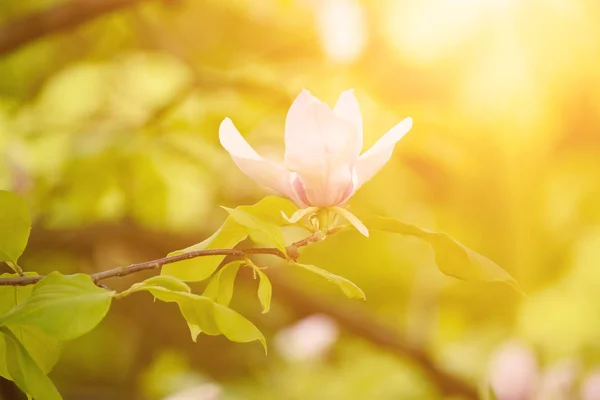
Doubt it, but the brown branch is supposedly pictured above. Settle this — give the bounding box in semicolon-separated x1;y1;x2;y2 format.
0;236;307;287
0;0;155;56
14;223;478;397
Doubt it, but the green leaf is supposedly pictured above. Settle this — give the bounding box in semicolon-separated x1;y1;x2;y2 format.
0;328;62;400
0;274;62;377
202;261;242;307
291;262;366;300
161;197;296;282
222;206;287;254
238;196;298;226
161;218;247;282
365;216;523;294
122;281;266;351
224;196;300;252
0;190;31;264
0;326;62;379
0;273;36;317
134;275;191;293
0;272;113;341
254;268;272;313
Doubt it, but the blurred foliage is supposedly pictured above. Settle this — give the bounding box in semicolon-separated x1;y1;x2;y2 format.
2;0;600;398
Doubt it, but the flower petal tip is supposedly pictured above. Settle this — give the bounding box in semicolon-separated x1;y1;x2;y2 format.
219;117;234;130
300;88;313;97
281;210;293;223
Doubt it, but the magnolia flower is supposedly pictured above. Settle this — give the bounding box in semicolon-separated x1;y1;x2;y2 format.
219;89;412;209
488;340;591;400
581;371;600;400
274;314;339;362
489;341;539;400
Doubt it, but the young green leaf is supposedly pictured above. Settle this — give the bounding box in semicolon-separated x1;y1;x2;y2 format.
161;218;247;282
117;275;190;299
0;275;63;376
134;275;191;293
222;206;287;254
242;196;298;224
121;282;266;351
202;261;243;307
0;326;62;379
0;190;31;264
0;273;35;316
365;216;523;294
290;262;366;300
254;268;272;313
0;272;113;341
211;302;266;352
0;328;62;400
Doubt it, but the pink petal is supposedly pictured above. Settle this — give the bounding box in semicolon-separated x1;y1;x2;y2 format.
283;90;360;207
489;341;539;400
292;167;354;207
353;117;412;191
219;118;303;205
535;359;579;399
581;370;600;400
333;89;363;148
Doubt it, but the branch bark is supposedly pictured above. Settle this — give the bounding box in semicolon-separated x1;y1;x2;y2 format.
0;0;152;56
0;241;295;286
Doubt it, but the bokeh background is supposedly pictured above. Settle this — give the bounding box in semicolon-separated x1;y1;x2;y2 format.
1;0;600;399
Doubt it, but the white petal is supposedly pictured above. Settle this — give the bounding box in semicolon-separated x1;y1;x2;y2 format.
283;90;360;206
219;118;301;204
353;117;412;190
333;89;363;146
331;207;369;237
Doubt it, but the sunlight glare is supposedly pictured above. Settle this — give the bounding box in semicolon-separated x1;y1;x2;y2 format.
382;0;518;65
316;0;367;64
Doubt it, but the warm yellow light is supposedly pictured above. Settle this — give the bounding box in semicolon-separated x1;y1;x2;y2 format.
382;0;517;65
316;0;367;64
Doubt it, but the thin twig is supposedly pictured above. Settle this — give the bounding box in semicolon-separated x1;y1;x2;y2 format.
0;234;317;287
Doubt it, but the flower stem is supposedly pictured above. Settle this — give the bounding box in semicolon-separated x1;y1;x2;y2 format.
317;208;329;232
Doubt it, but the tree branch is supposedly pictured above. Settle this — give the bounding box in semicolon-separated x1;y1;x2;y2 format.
0;0;154;56
13;223;479;398
0;237;304;286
